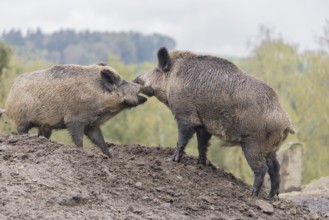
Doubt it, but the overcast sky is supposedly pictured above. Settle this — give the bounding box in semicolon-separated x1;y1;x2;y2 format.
0;0;328;57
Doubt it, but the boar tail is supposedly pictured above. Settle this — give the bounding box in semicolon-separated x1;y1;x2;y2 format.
281;125;296;143
287;127;296;134
284;125;296;136
0;109;5;118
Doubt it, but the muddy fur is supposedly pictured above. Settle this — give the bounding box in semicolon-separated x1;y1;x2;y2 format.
134;47;295;197
4;64;147;157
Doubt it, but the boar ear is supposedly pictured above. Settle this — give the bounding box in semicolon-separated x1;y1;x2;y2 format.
157;47;171;72
101;69;119;91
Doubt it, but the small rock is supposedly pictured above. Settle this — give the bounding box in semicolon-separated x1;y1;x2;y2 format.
161;203;171;209
141;196;149;201
272;201;281;208
58;194;87;206
290;207;297;215
201;196;214;204
187;204;198;211
255;199;274;215
279;203;286;210
10;172;19;177
132;207;143;214
7;136;18;143
247;209;256;217
21;155;28;160
176;175;183;181
135;182;143;189
310;213;320;220
209;205;215;210
155;160;161;166
3;155;11;160
156;187;165;192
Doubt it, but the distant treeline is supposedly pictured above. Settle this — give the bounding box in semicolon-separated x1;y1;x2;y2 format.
0;29;176;64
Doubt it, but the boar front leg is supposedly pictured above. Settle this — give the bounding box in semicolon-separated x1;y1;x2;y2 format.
17;123;32;134
266;152;280;197
67;122;85;148
196;127;212;165
172;123;195;162
38;127;52;139
241;141;267;196
85;126;112;158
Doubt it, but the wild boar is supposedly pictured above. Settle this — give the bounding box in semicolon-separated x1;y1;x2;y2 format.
134;47;295;197
3;64;147;157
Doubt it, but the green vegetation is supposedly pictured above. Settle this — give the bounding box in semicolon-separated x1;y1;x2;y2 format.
0;41;11;75
0;26;328;186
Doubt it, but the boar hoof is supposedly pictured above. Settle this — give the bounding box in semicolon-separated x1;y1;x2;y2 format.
171;150;183;162
251;187;260;196
101;149;112;158
197;157;206;165
269;188;279;198
197;159;217;169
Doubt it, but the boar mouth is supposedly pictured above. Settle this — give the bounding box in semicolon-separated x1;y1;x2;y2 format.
124;95;147;108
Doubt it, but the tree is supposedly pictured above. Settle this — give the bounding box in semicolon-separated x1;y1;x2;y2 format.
319;19;329;52
0;29;176;65
0;41;11;75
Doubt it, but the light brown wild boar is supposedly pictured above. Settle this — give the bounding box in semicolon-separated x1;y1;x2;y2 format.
2;64;147;157
134;47;295;197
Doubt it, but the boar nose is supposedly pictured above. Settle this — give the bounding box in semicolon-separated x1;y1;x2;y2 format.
139;86;154;97
138;95;147;104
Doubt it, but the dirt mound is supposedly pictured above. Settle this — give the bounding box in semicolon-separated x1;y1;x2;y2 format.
0;134;326;219
281;177;329;215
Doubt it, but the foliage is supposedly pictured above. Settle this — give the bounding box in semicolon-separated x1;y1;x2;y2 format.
0;29;176;65
0;41;11;75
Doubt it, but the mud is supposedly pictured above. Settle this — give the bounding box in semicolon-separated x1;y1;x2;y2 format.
0;134;327;219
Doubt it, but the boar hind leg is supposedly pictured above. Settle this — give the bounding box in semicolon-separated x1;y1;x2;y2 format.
266;152;280;197
242;143;267;196
196;127;212;165
85;126;111;158
172;124;195;162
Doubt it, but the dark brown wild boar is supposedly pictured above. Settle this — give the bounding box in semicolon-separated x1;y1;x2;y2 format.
134;47;295;197
3;64;147;157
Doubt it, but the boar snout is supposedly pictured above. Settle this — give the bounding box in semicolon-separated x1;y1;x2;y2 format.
124;94;147;108
139;86;154;97
133;76;154;97
137;95;147;104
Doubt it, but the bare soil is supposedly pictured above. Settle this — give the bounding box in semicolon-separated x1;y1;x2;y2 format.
0;134;327;220
281;176;329;216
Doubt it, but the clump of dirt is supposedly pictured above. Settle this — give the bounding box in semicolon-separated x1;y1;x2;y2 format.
0;134;326;219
